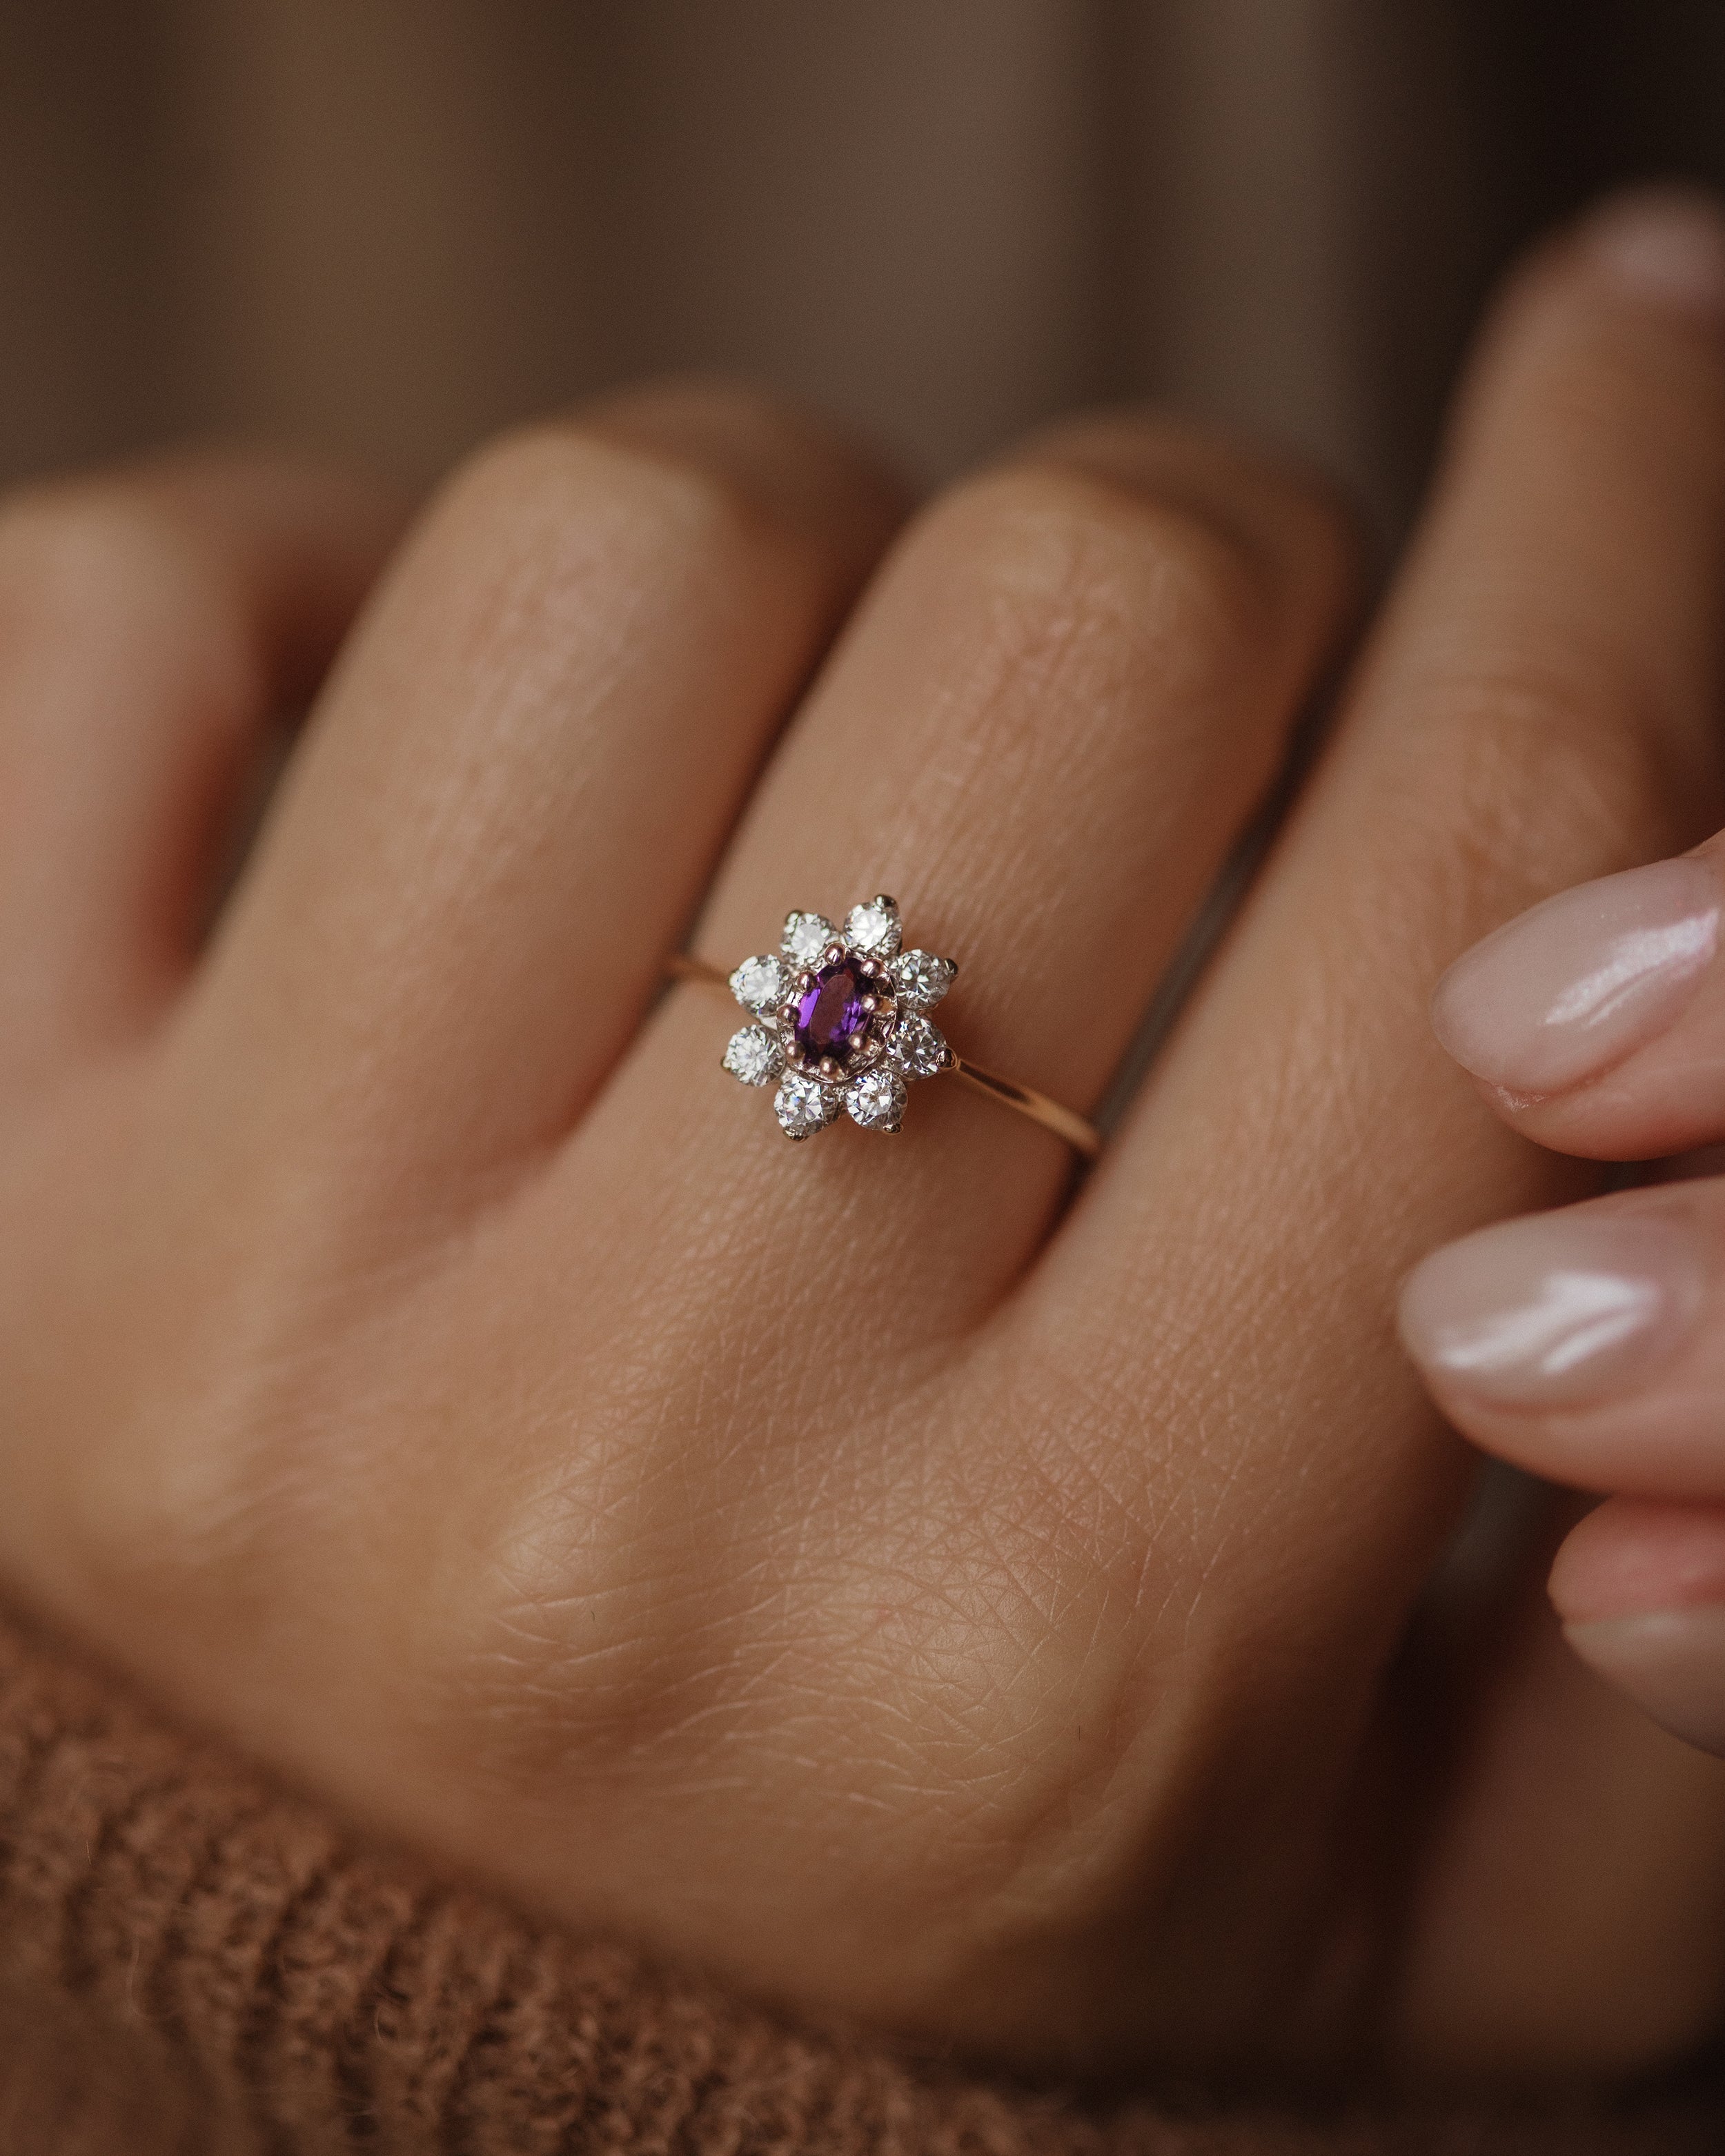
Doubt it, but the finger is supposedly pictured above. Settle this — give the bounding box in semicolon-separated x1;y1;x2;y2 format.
178;382;906;1200
1551;1496;1725;1759
1427;829;1725;1159
381;418;1354;2050
1399;1181;1725;1496
1040;193;1725;1582
555;415;1357;1349
1396;1494;1725;2078
1029;195;1725;2063
0;454;402;1093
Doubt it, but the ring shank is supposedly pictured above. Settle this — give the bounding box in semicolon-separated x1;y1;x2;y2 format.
667;953;1101;1160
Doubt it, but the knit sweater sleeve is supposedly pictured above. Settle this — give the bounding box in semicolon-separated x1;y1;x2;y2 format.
0;1601;1713;2156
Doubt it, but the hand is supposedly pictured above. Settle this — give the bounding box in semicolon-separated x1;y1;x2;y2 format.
1401;712;1725;1774
6;194;1725;2090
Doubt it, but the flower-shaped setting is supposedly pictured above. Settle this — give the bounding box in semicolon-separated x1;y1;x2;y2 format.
721;896;958;1140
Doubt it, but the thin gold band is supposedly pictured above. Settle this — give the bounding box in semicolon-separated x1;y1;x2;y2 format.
667;953;1101;1160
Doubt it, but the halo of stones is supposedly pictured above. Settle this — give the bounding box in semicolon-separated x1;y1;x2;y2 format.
722;895;958;1140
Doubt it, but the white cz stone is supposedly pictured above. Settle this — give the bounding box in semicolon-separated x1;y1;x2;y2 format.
845;1067;907;1131
723;1025;784;1087
781;911;837;967
729;953;785;1015
774;1069;838;1138
890;1013;949;1080
892;949;955;1010
844;896;901;959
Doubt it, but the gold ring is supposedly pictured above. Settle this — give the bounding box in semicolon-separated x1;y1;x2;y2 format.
669;896;1100;1160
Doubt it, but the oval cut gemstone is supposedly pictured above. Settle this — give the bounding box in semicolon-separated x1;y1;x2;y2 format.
794;957;873;1069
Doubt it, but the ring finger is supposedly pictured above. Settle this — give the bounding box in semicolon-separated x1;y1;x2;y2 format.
549;416;1357;1372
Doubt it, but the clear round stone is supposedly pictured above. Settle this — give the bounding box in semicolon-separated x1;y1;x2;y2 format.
782;911;837;967
774;1069;838;1139
890;1013;948;1080
723;1025;784;1087
845;1067;907;1131
892;949;955;1010
730;953;785;1015
844;896;901;958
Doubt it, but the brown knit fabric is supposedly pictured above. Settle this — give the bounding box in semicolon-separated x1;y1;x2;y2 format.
0;1602;1715;2156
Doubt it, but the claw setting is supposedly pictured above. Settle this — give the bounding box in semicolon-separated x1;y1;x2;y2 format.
722;896;955;1140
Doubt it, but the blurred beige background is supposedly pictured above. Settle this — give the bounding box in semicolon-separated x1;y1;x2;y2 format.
3;0;1724;538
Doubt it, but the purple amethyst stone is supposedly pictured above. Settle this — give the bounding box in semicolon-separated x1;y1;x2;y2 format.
793;958;873;1070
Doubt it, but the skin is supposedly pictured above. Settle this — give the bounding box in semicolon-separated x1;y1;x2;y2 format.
5;217;1725;2093
1401;757;1725;1729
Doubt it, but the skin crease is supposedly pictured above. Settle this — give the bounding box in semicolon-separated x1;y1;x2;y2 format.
10;205;1725;2094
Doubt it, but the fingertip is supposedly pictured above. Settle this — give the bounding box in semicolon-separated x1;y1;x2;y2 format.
1397;1204;1708;1418
1552;1496;1725;1624
1427;856;1721;1100
1573;185;1725;335
1486;184;1725;350
1553;1494;1725;1762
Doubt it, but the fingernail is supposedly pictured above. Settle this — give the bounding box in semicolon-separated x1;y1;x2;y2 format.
1564;1605;1725;1757
1580;186;1725;327
1399;1209;1708;1409
1432;856;1720;1096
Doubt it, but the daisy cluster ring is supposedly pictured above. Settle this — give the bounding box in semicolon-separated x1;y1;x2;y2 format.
721;895;956;1140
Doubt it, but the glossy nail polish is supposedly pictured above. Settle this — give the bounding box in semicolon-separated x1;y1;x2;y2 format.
1399;1210;1707;1409
1432;857;1720;1096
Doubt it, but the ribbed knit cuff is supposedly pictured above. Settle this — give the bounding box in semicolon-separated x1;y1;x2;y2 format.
0;1601;1715;2156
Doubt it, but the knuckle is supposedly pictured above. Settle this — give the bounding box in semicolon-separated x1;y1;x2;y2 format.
0;481;208;638
925;462;1282;703
1386;656;1695;936
1031;408;1361;570
59;1369;305;1647
433;383;879;590
0;479;261;731
434;420;745;564
52;1221;402;1645
420;1455;747;1788
580;375;904;528
438;1582;717;1794
398;423;793;694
